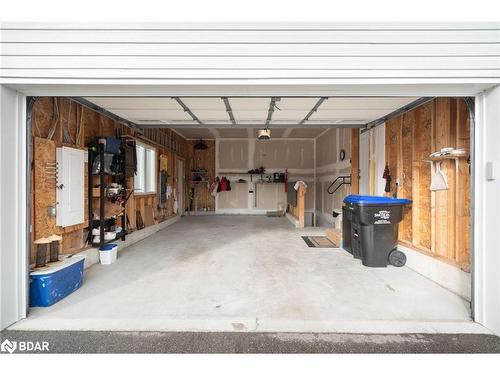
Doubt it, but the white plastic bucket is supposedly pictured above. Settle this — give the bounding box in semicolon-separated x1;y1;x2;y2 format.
99;244;117;265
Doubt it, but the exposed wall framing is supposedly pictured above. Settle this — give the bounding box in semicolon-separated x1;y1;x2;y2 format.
385;98;471;271
29;97;188;264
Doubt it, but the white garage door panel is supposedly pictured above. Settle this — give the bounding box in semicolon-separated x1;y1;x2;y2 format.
3;56;499;70
2;28;499;43
0;86;27;330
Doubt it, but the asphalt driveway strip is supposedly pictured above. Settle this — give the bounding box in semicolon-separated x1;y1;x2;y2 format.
1;331;500;354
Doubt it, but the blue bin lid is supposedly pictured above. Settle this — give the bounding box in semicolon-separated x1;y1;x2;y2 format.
99;243;117;251
343;194;412;206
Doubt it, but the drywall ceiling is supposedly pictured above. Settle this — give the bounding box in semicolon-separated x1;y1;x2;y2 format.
83;96;418;139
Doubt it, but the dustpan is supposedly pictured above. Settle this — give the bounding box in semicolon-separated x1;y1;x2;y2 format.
430;162;448;191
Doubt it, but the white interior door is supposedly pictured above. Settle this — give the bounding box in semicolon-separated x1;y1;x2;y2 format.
359;131;370;195
56;147;85;227
177;159;184;216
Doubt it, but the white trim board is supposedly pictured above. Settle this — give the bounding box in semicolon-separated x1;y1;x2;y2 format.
398;244;471;302
0;87;28;330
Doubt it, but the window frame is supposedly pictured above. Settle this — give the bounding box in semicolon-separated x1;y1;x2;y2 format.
134;141;157;195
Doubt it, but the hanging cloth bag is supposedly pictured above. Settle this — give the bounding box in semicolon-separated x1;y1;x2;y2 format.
430;162;449;191
219;177;228;192
382;164;392;193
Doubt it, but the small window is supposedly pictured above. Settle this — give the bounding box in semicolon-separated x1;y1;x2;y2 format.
134;143;156;194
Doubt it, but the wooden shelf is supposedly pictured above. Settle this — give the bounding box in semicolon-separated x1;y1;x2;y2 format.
424;150;467;162
92;230;126;247
190;180;210;185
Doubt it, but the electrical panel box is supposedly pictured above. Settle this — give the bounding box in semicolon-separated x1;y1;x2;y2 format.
56;147;85;227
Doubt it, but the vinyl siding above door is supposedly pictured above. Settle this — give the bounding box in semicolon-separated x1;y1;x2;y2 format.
1;23;499;83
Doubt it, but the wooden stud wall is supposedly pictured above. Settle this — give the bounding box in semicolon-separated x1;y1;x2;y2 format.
385;98;471;271
30;97;189;265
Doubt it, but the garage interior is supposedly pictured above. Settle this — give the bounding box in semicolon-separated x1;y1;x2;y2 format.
11;95;480;333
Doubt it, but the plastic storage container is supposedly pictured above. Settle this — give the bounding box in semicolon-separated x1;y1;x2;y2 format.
99;243;118;264
29;255;85;307
342;195;412;267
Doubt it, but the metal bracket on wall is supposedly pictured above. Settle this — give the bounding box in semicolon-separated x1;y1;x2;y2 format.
363;97;435;132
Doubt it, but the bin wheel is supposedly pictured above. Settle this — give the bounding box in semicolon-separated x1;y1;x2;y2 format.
388;249;406;267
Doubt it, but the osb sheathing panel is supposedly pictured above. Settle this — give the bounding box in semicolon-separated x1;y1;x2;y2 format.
32;97;57;139
31;136;89;264
384;98;470;271
33;137;57;243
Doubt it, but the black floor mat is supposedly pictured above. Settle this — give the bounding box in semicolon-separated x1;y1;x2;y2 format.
302;236;337;248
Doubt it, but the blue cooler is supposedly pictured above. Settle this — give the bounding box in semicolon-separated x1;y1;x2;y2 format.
29;255;85;307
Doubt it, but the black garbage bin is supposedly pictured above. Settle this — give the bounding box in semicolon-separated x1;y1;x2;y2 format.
342;195;412;267
342;205;353;255
342;198;363;259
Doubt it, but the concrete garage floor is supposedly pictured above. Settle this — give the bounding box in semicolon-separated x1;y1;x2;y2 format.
10;216;487;334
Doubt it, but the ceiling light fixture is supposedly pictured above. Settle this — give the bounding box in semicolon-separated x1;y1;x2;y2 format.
257;128;271;140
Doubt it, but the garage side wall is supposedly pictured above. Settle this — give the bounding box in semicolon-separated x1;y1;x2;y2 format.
385;98;471;272
29;97;189;265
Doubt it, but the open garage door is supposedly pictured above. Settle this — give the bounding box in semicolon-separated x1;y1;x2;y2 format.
2;92;482;335
1;22;499;335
